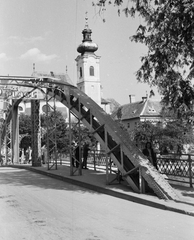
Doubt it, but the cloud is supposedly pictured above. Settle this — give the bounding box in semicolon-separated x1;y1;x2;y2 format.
0;53;10;61
20;48;58;62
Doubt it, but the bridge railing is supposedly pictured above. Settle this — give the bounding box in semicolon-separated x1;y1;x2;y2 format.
157;154;194;187
50;149;116;172
54;152;194;187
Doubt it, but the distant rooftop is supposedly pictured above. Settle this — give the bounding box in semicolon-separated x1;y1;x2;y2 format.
33;71;74;86
111;98;162;120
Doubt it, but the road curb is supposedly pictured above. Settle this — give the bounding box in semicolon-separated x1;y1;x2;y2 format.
9;165;194;217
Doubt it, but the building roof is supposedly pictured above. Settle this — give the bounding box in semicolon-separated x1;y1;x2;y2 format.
143;100;162;117
77;16;98;55
33;71;74;86
111;98;162;121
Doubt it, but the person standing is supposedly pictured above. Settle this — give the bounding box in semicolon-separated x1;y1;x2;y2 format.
75;144;80;168
82;142;90;169
27;146;32;164
143;142;158;170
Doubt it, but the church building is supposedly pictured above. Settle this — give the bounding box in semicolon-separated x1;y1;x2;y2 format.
19;17;111;117
75;17;101;106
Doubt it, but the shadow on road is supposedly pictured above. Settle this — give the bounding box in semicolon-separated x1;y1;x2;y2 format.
0;167;101;195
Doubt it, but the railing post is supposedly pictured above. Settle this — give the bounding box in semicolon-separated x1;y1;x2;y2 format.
188;154;193;188
94;150;96;171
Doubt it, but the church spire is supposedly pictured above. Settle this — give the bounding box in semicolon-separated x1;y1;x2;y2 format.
84;11;89;29
77;13;98;55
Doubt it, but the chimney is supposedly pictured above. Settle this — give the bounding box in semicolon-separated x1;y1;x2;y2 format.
142;96;147;102
129;94;135;103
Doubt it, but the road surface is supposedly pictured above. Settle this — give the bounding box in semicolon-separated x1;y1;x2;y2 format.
0;167;193;240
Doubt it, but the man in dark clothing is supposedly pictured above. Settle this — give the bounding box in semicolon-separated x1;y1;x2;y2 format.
143;142;158;170
75;145;80;168
82;143;90;169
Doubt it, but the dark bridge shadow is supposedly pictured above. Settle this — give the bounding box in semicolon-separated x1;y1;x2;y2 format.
0;167;100;196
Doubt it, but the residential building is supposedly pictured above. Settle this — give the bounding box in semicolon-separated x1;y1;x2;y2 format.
111;95;162;131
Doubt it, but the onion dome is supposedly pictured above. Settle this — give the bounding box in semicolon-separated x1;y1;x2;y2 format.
77;14;98;55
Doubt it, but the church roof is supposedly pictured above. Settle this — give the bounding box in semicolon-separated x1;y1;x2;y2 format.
77;16;98;55
111;98;162;120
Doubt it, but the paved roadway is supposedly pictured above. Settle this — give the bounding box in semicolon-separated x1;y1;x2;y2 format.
0;167;193;240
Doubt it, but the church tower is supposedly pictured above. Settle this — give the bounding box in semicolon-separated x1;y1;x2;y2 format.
75;16;101;106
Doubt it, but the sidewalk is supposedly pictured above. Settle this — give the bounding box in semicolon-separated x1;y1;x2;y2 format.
9;164;194;217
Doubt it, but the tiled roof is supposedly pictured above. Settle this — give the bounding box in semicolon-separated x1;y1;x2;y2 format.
112;101;145;120
142;100;162;117
111;99;162;120
34;71;74;86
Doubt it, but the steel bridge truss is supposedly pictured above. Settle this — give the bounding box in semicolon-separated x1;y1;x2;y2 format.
47;84;178;200
5;108;12;164
45;90;57;170
0;76;178;200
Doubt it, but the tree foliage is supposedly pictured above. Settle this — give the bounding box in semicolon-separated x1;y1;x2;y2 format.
131;119;194;154
19;113;31;135
93;0;194;119
70;120;97;148
41;111;69;153
19;113;32;149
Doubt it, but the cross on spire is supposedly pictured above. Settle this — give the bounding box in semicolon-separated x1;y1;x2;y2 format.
85;11;89;29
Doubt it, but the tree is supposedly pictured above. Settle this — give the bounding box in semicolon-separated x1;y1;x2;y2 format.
70;120;97;148
131;119;194;154
19;113;31;150
19;113;31;135
41;111;69;153
93;1;194;118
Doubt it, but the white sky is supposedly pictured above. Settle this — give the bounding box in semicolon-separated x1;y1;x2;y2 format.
0;0;160;105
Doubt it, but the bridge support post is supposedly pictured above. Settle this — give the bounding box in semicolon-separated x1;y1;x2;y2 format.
45;89;58;170
31;100;41;167
5;113;11;165
12;103;19;164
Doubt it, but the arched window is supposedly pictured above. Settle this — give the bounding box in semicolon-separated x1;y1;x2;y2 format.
89;66;94;76
80;67;82;78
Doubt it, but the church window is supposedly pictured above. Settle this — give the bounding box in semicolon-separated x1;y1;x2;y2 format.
89;66;94;76
80;67;82;78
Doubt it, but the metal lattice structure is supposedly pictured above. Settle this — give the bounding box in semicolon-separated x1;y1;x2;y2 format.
157;154;193;187
0;76;179;200
31;100;42;167
48;84;178;200
1;102;12;165
5;118;12;164
158;156;190;177
45;90;57;170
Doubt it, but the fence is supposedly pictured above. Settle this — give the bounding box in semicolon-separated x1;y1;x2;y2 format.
41;151;194;188
157;154;194;188
56;149;116;172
